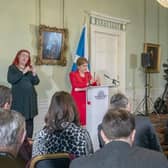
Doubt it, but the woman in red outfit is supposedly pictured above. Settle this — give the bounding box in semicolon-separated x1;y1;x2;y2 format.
69;57;100;126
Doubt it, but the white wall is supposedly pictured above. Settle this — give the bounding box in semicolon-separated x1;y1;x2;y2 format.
0;0;168;133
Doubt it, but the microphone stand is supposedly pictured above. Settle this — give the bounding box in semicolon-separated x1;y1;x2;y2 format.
104;74;119;86
134;71;154;115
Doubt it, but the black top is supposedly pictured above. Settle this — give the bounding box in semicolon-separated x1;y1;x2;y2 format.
7;64;40;119
134;115;162;151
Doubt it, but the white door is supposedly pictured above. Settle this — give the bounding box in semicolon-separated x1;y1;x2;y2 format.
90;24;126;93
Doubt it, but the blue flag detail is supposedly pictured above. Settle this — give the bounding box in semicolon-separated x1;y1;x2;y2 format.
71;24;88;71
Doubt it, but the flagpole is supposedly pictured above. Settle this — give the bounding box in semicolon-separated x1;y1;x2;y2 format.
71;18;89;72
83;16;86;25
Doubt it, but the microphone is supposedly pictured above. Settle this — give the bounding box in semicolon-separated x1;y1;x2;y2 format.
104;74;120;85
104;74;111;79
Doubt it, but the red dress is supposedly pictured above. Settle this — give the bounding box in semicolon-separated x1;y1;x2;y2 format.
69;70;96;125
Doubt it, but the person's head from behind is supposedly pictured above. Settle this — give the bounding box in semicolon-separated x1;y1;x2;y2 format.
45;91;80;131
77;57;88;73
0;109;26;157
101;108;135;145
0;85;12;110
110;93;131;111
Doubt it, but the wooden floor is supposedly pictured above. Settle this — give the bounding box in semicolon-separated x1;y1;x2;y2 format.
149;113;168;157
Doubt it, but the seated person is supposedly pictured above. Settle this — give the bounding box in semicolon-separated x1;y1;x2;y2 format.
70;109;168;168
32;91;93;158
98;93;162;152
0;85;12;110
0;85;32;163
0;109;26;168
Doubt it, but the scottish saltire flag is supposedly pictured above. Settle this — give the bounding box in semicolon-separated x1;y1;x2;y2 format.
71;24;89;71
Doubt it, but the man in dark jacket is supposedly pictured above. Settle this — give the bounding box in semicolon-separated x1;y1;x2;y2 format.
70;109;168;168
98;93;162;152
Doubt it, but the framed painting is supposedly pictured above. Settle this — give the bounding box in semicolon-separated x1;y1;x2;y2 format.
36;25;68;66
144;43;161;73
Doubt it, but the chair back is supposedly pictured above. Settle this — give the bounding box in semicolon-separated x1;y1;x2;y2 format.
29;153;72;168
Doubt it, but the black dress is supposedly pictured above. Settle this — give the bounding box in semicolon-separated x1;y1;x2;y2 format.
7;64;40;137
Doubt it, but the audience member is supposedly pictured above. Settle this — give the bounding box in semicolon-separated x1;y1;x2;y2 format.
0;85;32;163
98;93;162;152
32;91;93;158
0;109;26;168
70;109;168;168
0;85;12;110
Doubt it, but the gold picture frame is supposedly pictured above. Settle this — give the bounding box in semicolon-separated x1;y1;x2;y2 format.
36;25;68;66
144;43;161;73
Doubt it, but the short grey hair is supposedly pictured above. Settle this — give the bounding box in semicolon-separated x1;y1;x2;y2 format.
0;109;25;146
110;93;129;109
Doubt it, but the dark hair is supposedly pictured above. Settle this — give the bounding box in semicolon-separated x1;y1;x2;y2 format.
102;109;135;140
76;57;88;66
12;49;31;67
110;93;129;109
0;85;12;108
45;91;80;131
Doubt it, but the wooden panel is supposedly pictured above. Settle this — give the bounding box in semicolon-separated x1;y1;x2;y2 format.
149;113;168;157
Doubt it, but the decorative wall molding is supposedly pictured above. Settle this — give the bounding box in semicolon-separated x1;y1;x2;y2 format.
87;11;130;31
34;98;49;135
